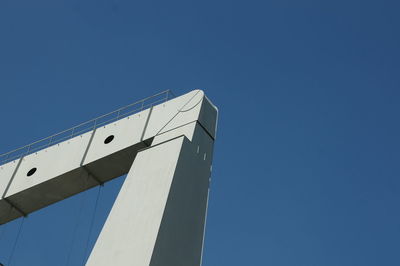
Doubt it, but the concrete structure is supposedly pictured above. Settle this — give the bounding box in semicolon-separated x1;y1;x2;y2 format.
0;90;218;265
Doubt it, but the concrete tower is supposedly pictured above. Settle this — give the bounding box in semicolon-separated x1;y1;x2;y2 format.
0;90;218;266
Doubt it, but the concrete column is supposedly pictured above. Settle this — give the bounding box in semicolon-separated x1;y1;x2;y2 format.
86;123;214;266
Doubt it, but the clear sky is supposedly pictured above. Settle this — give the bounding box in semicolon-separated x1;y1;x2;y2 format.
0;0;400;265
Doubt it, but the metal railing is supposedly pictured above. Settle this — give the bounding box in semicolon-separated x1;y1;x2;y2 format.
0;90;176;164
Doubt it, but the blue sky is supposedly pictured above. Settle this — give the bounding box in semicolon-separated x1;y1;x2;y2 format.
0;0;400;265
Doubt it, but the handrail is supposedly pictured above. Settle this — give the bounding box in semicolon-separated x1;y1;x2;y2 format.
0;90;175;164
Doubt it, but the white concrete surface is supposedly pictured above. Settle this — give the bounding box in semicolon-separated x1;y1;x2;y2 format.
0;161;17;197
87;122;214;266
0;89;218;266
6;131;92;197
83;108;150;165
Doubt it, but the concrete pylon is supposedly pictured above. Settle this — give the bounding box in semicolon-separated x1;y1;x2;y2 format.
0;90;218;265
87;124;214;265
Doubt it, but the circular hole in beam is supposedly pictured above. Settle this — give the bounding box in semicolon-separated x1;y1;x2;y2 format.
104;135;115;144
27;167;37;177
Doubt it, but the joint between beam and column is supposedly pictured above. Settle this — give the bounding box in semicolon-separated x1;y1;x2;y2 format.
155;120;215;141
138;134;187;153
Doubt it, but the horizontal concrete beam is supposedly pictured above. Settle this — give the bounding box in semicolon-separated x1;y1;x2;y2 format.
0;90;217;225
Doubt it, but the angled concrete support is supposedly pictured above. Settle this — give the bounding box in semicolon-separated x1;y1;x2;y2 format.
0;90;218;265
87;122;214;265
